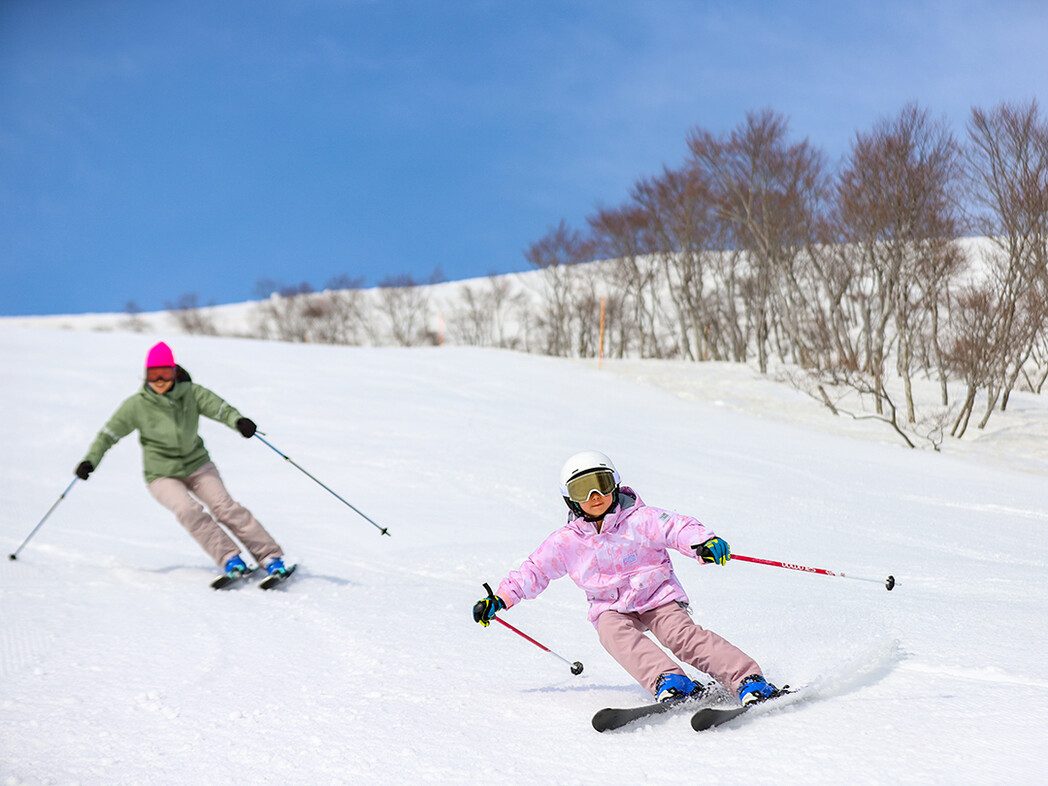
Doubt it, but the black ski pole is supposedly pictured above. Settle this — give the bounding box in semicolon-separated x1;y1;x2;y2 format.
253;433;390;536
10;477;78;560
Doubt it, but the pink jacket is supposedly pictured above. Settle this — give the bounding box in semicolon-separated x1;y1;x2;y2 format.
497;488;716;627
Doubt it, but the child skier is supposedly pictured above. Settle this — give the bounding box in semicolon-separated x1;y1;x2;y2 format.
74;341;290;582
473;450;780;705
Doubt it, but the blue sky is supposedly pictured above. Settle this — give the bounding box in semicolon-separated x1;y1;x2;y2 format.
2;1;1045;316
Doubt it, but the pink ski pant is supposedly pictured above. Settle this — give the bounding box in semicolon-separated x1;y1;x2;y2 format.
147;461;283;567
596;602;762;697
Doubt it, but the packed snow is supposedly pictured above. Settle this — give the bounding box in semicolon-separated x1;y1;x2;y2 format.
2;323;1046;785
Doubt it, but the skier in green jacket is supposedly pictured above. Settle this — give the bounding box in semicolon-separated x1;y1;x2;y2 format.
76;341;289;582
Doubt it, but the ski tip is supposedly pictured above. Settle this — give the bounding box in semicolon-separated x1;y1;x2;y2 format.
591;709;614;733
690;705;749;732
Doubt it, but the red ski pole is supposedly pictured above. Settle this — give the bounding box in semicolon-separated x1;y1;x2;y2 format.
483;583;584;675
731;554;896;591
492;616;585;675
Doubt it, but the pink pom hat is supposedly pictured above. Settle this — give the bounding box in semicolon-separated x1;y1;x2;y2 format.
145;341;175;369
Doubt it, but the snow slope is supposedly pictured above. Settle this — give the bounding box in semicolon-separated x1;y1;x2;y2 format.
2;324;1046;785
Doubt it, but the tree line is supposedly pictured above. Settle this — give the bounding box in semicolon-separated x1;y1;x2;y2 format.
522;100;1047;446
156;99;1047;448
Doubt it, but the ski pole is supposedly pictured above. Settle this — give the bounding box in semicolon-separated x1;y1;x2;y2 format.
731;553;895;591
253;433;390;536
9;477;78;560
493;617;585;675
483;583;584;675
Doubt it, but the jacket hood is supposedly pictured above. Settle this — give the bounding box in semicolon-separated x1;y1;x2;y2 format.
566;486;642;535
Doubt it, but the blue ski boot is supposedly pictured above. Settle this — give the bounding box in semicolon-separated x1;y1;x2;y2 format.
737;674;781;705
264;558;288;577
655;672;701;703
211;554;252;589
225;555;249;576
259;558;296;590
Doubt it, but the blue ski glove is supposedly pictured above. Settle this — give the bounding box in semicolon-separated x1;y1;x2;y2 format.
472;593;506;627
693;537;731;566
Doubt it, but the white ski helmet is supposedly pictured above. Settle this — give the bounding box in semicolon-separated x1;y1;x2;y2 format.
559;450;621;506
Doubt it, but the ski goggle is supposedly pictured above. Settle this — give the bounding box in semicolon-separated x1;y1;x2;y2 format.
146;367;176;383
563;469;618;503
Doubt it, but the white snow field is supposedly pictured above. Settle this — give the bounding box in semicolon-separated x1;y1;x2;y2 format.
2;324;1046;785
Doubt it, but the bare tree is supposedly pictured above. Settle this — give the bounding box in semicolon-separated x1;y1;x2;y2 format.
570;271;607;359
834;103;962;421
252;281;317;342
307;275;370;345
167;293;218;336
447;283;492;347
588;204;667;358
376;274;434;346
446;276;527;349
945;286;999;437
802;233;862;373
966;99;1048;425
631;165;723;361
1026;326;1048;394
525;220;592;357
687;109;828;372
121;301;150;333
486;276;529;349
706;245;751;362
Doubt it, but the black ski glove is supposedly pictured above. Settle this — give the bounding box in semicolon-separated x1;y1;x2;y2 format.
236;418;256;438
472;592;506;627
692;536;731;566
75;460;94;480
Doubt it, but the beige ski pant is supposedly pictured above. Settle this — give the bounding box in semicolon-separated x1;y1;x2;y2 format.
147;461;283;568
596;602;763;697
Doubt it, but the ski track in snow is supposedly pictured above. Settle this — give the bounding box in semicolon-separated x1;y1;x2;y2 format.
2;325;1047;785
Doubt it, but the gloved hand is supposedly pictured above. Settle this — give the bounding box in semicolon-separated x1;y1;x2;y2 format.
472;592;506;627
236;418;257;438
75;460;94;480
693;536;731;566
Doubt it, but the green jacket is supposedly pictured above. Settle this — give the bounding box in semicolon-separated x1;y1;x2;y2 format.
84;367;244;483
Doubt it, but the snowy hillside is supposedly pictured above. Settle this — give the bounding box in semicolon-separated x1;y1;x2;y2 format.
2;324;1046;785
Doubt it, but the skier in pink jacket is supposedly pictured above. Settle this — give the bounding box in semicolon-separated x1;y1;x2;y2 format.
473;451;781;706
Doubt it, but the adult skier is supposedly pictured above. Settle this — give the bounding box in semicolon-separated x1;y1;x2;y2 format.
75;341;290;582
473;450;781;706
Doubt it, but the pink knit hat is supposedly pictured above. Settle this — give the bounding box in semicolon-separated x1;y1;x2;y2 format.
145;341;175;368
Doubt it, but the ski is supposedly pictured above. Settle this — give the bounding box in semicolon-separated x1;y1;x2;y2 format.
690;705;751;731
259;563;297;590
592;692;706;732
691;686;799;732
210;566;256;590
